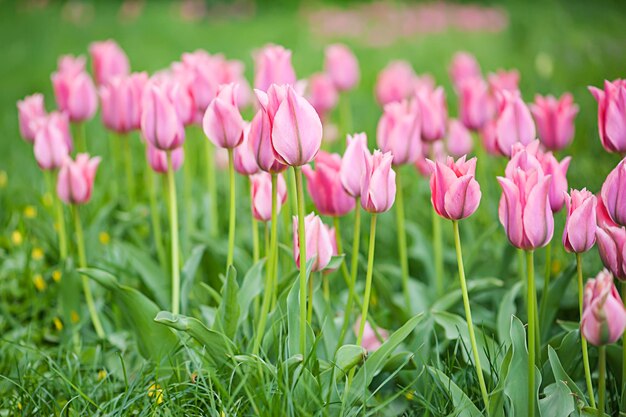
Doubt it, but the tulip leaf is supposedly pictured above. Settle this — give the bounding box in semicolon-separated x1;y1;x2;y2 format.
541;262;576;341
538;381;576;417
426;366;483;417
497;281;523;344
334;344;367;379
213;265;239;340
432;277;503;312
237;259;265;326
547;346;587;406
325;254;345;271
180;244;206;315
116;241;169;309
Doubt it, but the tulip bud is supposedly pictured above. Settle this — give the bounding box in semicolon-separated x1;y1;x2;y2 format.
292;213;334;272
146;144;184;174
303;151;355;217
428;155;481;220
203;83;244;149
141;84;185;151
416;86;447;142
254;44;296;92
250;172;287;222
57;153;100;205
178;50;220;117
249;109;288;174
446;119;473;158
52;59;98;122
563;189;597;253
458;77;491;131
340;133;369;197
479;120;501;156
17;93;47;143
530;93;578;151
376;100;421;165
596;198;626;280
581;269;626;346
100;72;148;134
57;55;86;76
151;71;195;126
494;90;535;156
324;43;359;92
589;79;626;154
354;315;389;352
361;150;396;213
234;123;260;176
415;141;447;178
375;61;416;106
487;69;520;94
449;52;481;90
601;158;626;227
33;116;71;171
307;73;339;119
89;39;130;86
539;152;570;213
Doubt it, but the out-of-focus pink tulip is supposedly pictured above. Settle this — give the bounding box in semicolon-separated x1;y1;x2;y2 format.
375;60;416;106
479;120;501;156
303;151;355;217
458;77;491;131
324;43;359;92
250;172;287;222
33;116;71;170
376;100;421;165
530;93;578;151
146;144;184;174
413;74;436;95
563;189;597;253
57;153;100;205
596;199;626;280
292;213;334;272
150;70;196;126
428;156;481;220
100;72;147;134
141;84;185;151
446;119;473;158
416;86;447;142
340;133;369;197
177;50;220;118
361;150;396;213
449;51;481;90
249;109;288;174
52;56;98;123
254;44;296;92
307;73;339;119
43;111;73;152
494;90;535;157
202;83;244;149
589;80;626;154
57;55;86;76
354;315;388;351
17;93;47;143
581;269;626;346
89;39;130;86
234;123;260;176
601;158;626;227
488;69;520;94
415;141;447;178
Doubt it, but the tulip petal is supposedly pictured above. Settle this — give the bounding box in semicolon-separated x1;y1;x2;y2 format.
444;175;481;220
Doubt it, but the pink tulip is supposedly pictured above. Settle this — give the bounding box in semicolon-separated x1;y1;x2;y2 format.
43;111;73;152
292;213;334;272
458;77;491;131
375;60;416;106
33;116;71;170
17;93;47;143
249;109;288;174
494;90;535;156
589;80;626;153
415;141;447;178
376;99;421;165
479;120;501;156
354;316;388;351
340;132;369;198
57;55;86;76
563;189;597;253
250;172;287;222
253;44;296;92
151;71;195;126
100;72;148;134
416;86;447;142
581;269;626;346
178;50;220;117
428;156;481;220
234;123;260;176
141;83;185;151
449;51;481;90
303;151;355;217
446;119;473;158
52;57;98;122
307;73;339;119
601;158;626;227
596;199;626;280
146;144;184;174
530;93;578;151
89;39;130;86
361;150;396;213
56;153;100;205
488;69;520;94
202;83;244;149
324;43;360;92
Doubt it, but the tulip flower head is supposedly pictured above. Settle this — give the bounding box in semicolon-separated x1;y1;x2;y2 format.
581;269;626;346
601;158;626;227
488;69;520;94
250;172;287;222
34;116;71;171
100;72;148;134
146;144;184;174
306;73;339;119
428;155;481;220
494;90;535;157
254;44;296;92
589;79;626;154
324;43;360;92
563;189;597;253
57;153;100;205
596;198;626;280
530;93;578;151
340;132;369;198
446;119;473;158
416;86;447;142
89;39;130;86
234;123;260;176
303;151;355;217
361;150;396;213
292;213;334;272
52;55;98;123
17;93;47;143
202;83;245;149
249;108;288;174
354;316;389;352
141;83;185;151
449;51;482;90
376;99;422;165
375;60;416;106
458;77;491;131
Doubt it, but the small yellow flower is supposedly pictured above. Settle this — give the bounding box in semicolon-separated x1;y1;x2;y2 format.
97;369;107;381
32;247;44;261
370;293;378;307
405;391;415;401
148;383;164;404
42;192;53;207
53;317;63;331
99;232;111;245
551;259;562;275
0;170;7;189
52;270;62;283
17;402;22;411
11;231;23;246
24;206;37;219
33;274;46;292
71;310;80;323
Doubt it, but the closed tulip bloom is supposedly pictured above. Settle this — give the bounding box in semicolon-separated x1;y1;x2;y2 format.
376;99;421;165
141;84;185;151
446;119;473;158
324;43;359;92
250;172;287;222
17;93;47;143
44;111;73;152
203;83;244;149
307;73;339;119
416;86;447;142
494;90;535;157
415;141;447;178
581;269;626;346
292;213;334;272
458;77;491;131
601;158;626;227
33;117;71;170
249;109;287;173
354;316;389;352
428;156;481;220
303;151;355;217
488;69;520;94
52;66;98;123
596;199;626;280
479;120;501;156
563;189;597;253
530;93;579;151
589;79;626;153
234;123;260;176
57;55;87;76
449;51;481;90
254;44;296;92
538;152;571;212
146;144;184;174
89;40;130;86
100;72;148;133
340;133;369;197
151;71;195;126
375;60;416;106
57;153;100;205
361;150;396;213
178;50;220;116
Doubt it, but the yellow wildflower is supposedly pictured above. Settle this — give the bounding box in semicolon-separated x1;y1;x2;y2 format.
24;206;37;218
52;270;62;283
405;391;415;401
551;259;562;275
97;369;107;381
99;231;111;245
53;317;63;331
148;383;164;404
31;247;44;261
370;293;378;307
11;231;23;246
33;274;46;292
71;310;80;323
0;171;7;188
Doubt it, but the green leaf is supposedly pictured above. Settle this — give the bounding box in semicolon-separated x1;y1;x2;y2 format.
237;259;265;326
213;265;239;340
547;346;587;406
334;344;367;378
538;381;576;417
489;346;513;417
497;282;522;344
116;241;169;308
325;254;345;271
432;277;503;312
180;245;206;315
541;263;576;341
426;366;483;417
80;267;177;362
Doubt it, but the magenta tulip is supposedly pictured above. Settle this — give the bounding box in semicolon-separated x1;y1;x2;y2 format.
596;198;626;280
376;99;421;165
234;123;260;176
307;73;339;119
324;43;359;92
494;90;535;156
539;152;570;213
530;93;578;151
292;213;334;272
563;189;597;253
146;144;184;174
340;132;369;198
250;172;287;222
375;60;416;106
446;119;473;158
361;150;396;213
303;151;355;217
33;117;71;171
100;72;147;134
52;58;98;123
449;51;481;90
254;44;296;92
202;83;244;149
488;69;520;94
17;93;47;143
458;77;491;131
141;83;185;151
589;79;626;154
581;269;626;346
416;86;447;142
57;153;100;205
428;156;481;220
601;158;626;227
89;39;130;86
249;109;287;174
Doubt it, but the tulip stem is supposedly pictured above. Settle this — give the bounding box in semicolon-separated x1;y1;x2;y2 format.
294;166;308;357
204;138;219;238
395;168;411;312
183;137;194;243
622;282;626;400
337;200;361;349
452;220;490;413
357;214;377;345
121;134;135;205
539;241;551;332
339;92;353;137
226;149;236;267
147;166;167;270
323;274;330;303
433;208;444;297
73;205;105;339
577;253;596;408
252;174;278;355
251;200;260;264
73;122;87;153
45;170;68;260
526;250;536;417
598;345;606;417
308;273;314;324
167;153;181;315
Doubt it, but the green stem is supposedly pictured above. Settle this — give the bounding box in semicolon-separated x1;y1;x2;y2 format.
576;253;596;408
108;133;120;199
539;241;551;333
622;282;626;402
147;167;167;270
308;272;314;324
356;214;377;345
433;208;444;296
73;122;87;153
73;206;105;338
452;220;490;412
183;137;194;242
337;200;361;348
294;166;308;357
167;153;181;315
323;274;329;303
226;149;236;267
249;178;260;263
526;250;536;417
205;139;218;238
395;168;410;312
45;170;68;260
333;217;354;300
339;92;353;136
598;345;606;417
121;134;135;205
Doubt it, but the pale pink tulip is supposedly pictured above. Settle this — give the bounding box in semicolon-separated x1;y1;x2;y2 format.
57;153;100;205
